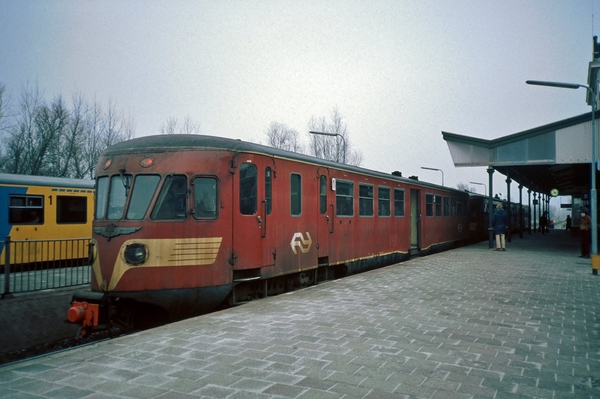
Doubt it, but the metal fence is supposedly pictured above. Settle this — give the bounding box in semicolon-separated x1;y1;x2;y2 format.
2;236;93;298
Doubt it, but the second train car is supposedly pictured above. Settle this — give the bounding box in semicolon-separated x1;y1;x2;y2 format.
68;135;471;334
0;173;94;269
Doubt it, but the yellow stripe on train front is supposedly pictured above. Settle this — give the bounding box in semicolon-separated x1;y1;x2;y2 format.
107;237;223;291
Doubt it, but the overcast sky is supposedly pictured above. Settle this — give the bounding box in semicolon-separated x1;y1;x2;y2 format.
0;0;597;202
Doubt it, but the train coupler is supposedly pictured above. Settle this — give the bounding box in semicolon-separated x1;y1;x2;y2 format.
67;291;108;336
68;301;100;330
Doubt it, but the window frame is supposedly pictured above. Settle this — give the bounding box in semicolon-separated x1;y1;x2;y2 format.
425;193;434;217
239;163;258;215
9;194;44;225
394;188;405;217
290;173;302;216
56;196;87;224
336;180;354;217
193;176;219;219
435;194;442;217
378;186;391;217
359;183;374;217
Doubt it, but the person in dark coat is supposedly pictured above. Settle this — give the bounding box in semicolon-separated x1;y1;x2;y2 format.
492;203;508;251
539;213;547;235
580;210;592;258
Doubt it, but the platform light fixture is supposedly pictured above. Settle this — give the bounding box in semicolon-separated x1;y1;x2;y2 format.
469;181;486;195
420;166;444;186
309;131;346;163
526;79;598;268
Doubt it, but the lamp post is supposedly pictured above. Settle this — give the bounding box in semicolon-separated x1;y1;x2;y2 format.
469;181;486;195
309;131;346;163
526;79;598;271
421;167;444;186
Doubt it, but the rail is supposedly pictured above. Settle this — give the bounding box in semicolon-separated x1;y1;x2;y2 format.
1;236;93;298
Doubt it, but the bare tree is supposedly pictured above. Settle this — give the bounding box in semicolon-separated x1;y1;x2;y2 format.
159;115;201;135
0;83;11;169
3;84;44;175
35;95;69;176
181;115;200;135
457;183;474;192
64;93;88;178
160;116;178;135
307;107;362;166
0;84;135;179
265;122;303;153
104;97;133;147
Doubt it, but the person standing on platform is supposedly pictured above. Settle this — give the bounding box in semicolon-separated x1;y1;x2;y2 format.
580;210;592;259
539;213;548;235
492;203;508;251
565;215;572;233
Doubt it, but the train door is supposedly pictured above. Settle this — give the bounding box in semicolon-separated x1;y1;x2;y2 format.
231;154;275;275
316;170;332;264
410;189;421;252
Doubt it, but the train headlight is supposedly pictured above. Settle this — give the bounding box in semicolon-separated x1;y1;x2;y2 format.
124;243;148;265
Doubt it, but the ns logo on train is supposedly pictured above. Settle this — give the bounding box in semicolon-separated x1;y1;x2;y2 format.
290;232;312;254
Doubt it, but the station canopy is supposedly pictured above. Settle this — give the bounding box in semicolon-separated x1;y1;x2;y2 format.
442;111;598;198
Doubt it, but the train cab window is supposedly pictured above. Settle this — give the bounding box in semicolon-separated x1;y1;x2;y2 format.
193;177;218;219
320;175;327;215
126;175;160;220
435;195;442;216
57;196;86;224
240;163;257;215
359;184;374;217
151;175;188;220
9;195;44;224
378;187;390;217
444;197;450;216
107;174;131;220
265;168;272;215
336;180;354;217
290;173;302;216
394;188;405;217
425;193;434;217
95;176;109;219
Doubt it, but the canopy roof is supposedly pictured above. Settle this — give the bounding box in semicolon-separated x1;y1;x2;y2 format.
443;112;598;197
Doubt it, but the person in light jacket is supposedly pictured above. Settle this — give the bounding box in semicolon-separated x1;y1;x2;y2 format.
492;203;508;251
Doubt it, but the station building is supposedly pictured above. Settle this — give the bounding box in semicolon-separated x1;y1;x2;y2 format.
442;36;600;271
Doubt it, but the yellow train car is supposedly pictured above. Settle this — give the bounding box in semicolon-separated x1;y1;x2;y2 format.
0;173;94;268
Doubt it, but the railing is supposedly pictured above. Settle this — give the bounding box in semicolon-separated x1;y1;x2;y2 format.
1;236;93;298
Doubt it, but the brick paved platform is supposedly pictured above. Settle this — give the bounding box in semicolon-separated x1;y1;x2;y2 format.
1;230;598;398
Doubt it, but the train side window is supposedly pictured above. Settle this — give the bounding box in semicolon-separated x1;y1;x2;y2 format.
425;193;434;217
57;196;87;223
9;195;44;224
336;180;354;217
394;188;405;217
126;175;161;220
151;175;188;220
107;174;132;220
444;196;450;216
378;187;390;217
451;198;457;216
359;183;374;217
291;173;302;216
457;199;464;217
95;176;108;219
265;167;272;215
193;177;218;219
319;175;327;215
240;163;257;215
435;194;442;217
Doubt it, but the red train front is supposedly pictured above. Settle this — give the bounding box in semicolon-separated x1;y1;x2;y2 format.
68;134;471;335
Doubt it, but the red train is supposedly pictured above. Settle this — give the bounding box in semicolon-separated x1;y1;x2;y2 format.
68;135;471;334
